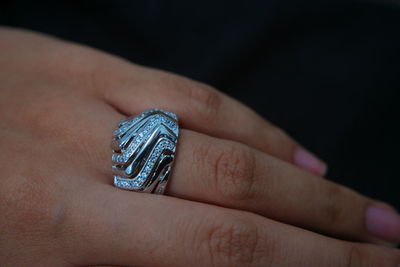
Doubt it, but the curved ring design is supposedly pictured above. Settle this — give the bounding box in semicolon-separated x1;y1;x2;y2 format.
112;108;179;194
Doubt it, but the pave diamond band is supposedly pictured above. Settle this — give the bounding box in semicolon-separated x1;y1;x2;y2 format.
112;108;179;194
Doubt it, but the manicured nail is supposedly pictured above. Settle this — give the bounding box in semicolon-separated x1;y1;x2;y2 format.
366;205;400;243
293;149;327;176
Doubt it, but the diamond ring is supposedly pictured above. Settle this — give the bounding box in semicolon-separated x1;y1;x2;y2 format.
112;109;179;194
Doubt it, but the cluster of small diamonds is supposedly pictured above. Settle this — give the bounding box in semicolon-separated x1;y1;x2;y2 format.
112;114;177;164
114;109;156;137
140;139;175;178
116;109;177;131
114;122;132;137
114;139;175;190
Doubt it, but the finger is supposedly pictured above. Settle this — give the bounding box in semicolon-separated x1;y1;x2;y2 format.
62;185;400;267
94;64;327;176
166;129;400;245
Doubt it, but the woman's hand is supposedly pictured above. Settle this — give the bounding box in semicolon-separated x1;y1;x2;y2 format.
0;27;399;267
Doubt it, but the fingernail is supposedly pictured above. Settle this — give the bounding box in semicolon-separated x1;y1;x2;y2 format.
293;148;327;176
366;205;400;243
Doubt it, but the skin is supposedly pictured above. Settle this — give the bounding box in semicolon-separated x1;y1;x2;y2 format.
0;27;399;267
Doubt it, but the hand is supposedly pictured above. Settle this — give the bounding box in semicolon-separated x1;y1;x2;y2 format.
0;27;399;267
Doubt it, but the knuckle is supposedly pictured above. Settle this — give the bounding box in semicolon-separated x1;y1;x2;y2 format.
205;215;259;267
0;139;72;245
185;82;221;123
263;126;296;159
64;199;107;247
345;245;363;267
0;171;68;239
21;91;73;131
212;144;256;201
264;126;287;144
152;74;222;125
345;245;400;267
19;92;96;158
324;185;349;226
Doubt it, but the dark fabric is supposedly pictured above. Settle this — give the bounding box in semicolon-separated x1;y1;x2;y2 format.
1;1;399;208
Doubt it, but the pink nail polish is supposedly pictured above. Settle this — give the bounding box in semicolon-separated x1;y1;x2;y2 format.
293;149;327;176
366;205;400;243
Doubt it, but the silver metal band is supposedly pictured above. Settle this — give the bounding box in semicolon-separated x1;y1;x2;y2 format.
112;108;179;194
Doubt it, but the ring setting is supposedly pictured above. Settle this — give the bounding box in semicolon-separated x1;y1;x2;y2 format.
112;108;179;194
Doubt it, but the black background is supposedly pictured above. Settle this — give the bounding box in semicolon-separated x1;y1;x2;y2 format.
1;0;399;209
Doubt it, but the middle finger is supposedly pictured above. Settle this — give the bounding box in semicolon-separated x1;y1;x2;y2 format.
166;129;400;245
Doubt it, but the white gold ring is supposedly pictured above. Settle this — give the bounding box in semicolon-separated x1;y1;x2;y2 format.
112;108;179;194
